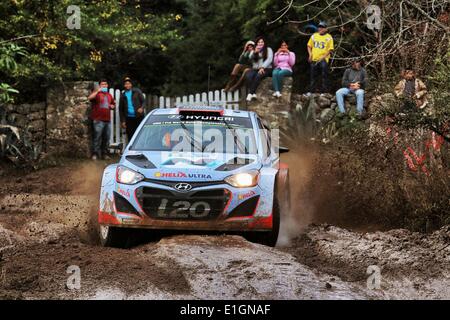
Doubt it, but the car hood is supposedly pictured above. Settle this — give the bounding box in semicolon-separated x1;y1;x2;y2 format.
120;151;261;181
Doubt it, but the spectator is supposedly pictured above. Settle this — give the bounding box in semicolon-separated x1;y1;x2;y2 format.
272;40;296;98
335;59;368;115
394;68;428;109
307;21;334;95
88;79;115;160
224;40;255;92
245;37;274;102
119;77;145;141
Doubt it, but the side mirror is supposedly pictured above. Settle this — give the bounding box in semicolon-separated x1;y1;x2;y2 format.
278;146;290;154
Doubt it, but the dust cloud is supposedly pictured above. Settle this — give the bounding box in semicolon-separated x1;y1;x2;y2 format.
67;161;106;243
68;161;105;196
277;147;317;246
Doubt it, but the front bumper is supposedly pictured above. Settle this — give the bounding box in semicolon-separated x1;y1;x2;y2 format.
98;179;274;232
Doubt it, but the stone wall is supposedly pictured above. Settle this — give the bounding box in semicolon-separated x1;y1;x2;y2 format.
46;81;93;157
1;102;46;149
291;92;371;124
245;77;293;129
0;81;94;160
1;78;377;161
244;77;369;130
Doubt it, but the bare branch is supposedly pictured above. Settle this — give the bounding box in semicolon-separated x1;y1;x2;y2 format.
405;0;449;32
0;35;39;44
267;0;294;25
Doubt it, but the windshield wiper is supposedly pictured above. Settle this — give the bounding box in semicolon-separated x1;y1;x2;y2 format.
222;120;249;155
179;122;203;152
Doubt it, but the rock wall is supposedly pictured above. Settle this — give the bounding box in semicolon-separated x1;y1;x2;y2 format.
245;77;370;130
46;81;93;157
1;102;46;149
245;77;293;129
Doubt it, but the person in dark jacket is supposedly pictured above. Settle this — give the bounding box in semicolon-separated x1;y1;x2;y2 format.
335;59;368;114
224;40;255;92
119;77;145;140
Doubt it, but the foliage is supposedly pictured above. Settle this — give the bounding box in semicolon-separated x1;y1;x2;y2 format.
427;46;450;133
369;47;450;143
163;0;293;95
0;43;27;103
0;0;182;101
284;0;449;78
0;0;448;99
281;100;317;146
0;84;19;104
310;127;450;232
0;124;42;167
0;43;27;72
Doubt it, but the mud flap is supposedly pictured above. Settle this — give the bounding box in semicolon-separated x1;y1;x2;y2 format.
98;164;118;223
276;162;291;214
255;167;277;218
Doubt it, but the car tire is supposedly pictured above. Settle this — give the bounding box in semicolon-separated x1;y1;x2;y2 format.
246;198;280;247
99;225;130;248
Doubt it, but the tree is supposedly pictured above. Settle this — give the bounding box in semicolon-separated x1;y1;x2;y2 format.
272;0;449;82
0;0;182;101
163;0;291;96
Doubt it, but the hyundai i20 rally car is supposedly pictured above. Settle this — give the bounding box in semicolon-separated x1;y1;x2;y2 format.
98;105;290;247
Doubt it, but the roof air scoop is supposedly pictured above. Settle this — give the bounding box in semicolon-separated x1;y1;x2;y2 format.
125;154;156;169
215;157;254;171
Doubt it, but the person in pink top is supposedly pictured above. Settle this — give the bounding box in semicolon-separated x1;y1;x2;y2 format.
272;41;296;98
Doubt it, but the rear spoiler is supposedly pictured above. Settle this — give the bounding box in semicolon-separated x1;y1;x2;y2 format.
177;105;225;117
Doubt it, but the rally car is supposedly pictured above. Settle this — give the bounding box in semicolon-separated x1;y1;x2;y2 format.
98;105;290;247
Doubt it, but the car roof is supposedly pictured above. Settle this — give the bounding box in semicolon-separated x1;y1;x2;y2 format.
149;107;255;118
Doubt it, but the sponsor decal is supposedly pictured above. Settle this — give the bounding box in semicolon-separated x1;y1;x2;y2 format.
154;171;212;179
121;217;140;225
186;115;234;121
174;183;193;192
238;190;256;200
178;105;223;111
117;186;131;198
100;191;114;213
168;114;234;121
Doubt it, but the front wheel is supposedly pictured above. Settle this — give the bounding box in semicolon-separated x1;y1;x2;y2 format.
245;198;280;247
99;225;130;248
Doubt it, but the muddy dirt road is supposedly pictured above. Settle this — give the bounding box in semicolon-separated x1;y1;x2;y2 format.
0;160;449;299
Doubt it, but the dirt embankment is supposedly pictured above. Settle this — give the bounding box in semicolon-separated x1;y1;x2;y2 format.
282;130;449;233
283;224;450;299
0;158;449;300
278;143;449;299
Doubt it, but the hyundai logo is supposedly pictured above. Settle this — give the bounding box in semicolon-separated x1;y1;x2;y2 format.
174;183;193;192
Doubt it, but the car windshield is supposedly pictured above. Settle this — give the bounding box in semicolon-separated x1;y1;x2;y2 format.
130;113;258;154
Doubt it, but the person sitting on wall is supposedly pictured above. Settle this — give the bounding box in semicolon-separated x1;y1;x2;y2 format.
88;79;115;160
394;68;428;110
224;40;255;92
306;21;334;95
245;36;274;102
335;58;368;115
119;77;146;141
272;40;296;98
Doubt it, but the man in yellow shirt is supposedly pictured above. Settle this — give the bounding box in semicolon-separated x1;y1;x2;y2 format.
307;21;334;95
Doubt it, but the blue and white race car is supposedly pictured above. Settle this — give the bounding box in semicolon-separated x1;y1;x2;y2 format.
98;105;290;247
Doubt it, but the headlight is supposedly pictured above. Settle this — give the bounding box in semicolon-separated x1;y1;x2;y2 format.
116;166;144;185
224;170;259;188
